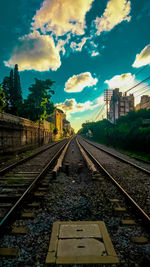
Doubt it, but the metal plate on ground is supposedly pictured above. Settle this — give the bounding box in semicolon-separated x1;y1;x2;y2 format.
59;223;102;238
57;238;106;257
46;221;119;265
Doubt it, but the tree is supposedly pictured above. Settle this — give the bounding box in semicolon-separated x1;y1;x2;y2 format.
0;84;6;113
13;64;22;115
22;78;55;121
53;127;58;135
2;66;23;115
2;76;10;112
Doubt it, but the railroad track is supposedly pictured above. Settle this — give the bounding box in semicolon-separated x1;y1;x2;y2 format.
77;135;150;225
0;136;149;266
0;138;70;230
79;136;150;174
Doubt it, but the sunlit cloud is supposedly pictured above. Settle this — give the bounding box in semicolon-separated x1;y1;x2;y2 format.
70;37;88;52
132;44;150;68
94;0;131;35
105;73;135;91
56;98;92;118
56;95;103;115
31;0;94;36
56;95;105;131
5;0;95;71
64;72;98;93
91;51;100;57
4;31;61;71
105;73;150;105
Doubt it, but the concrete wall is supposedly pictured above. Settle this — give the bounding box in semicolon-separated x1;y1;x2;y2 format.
0;113;55;153
135;95;150;111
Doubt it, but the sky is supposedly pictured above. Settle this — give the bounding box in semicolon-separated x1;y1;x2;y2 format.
0;0;150;132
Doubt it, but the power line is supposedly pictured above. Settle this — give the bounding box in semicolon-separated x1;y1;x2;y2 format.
129;83;150;94
134;88;150;98
94;102;106;121
125;75;150;93
90;107;100;122
122;65;149;92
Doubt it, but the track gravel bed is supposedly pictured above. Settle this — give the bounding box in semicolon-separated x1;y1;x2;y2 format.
0;138;149;266
81;137;150;172
78;137;150;217
0;140;62;172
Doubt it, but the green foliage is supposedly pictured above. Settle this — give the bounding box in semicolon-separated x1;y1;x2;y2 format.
1;76;10;112
13;64;22;114
53;127;58;135
21;78;55;122
63;128;68;136
79;110;150;153
1;66;55;122
0;84;6;112
2;65;22;115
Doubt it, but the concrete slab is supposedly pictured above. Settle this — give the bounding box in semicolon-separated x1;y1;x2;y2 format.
0;248;19;257
1;188;17;193
59;223;102;238
121;220;136;225
34;192;45;197
114;207;126;212
46;221;119;265
4;184;26;187
109;199;120;203
27;202;40;207
0;203;12;207
40;182;49;186
57;238;106;257
38;187;47;191
131;236;149;243
12;227;28;234
21;212;35;218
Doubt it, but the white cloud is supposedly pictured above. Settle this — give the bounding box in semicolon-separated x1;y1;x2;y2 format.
105;73;135;91
56;98;93;118
64;72;98;93
4;31;61;71
70;37;88;51
94;0;131;35
132;44;150;68
32;0;94;36
105;73;150;105
56;95;104;116
56;95;105;131
5;0;95;72
91;51;100;57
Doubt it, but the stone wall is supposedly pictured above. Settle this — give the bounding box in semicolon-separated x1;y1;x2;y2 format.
0;113;55;153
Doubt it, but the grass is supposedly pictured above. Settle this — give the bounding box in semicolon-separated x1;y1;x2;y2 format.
84;136;150;163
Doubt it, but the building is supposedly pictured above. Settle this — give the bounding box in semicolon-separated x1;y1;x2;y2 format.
47;108;72;139
135;95;150;110
63;119;71;136
109;88;134;123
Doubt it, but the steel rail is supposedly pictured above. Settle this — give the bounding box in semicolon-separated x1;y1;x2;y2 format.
0;139;67;176
77;137;150;227
79;136;150;175
0;140;69;231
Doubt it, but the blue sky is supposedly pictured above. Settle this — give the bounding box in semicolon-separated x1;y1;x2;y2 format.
0;0;150;131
